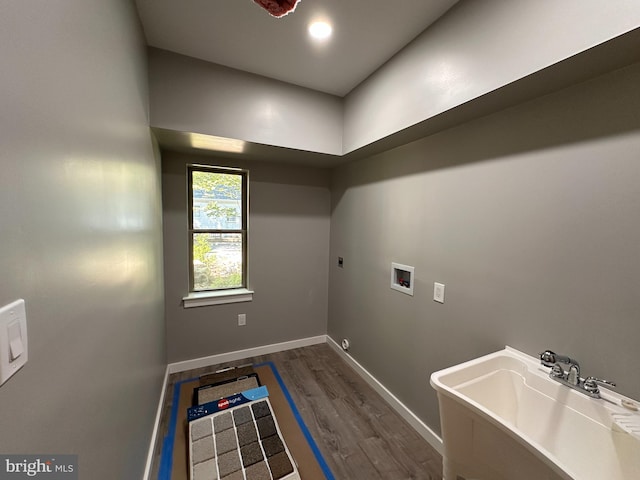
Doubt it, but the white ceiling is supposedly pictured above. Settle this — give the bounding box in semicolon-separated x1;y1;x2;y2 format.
135;0;459;97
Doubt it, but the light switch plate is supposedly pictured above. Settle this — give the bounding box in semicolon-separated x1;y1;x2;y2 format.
0;299;28;386
434;283;445;303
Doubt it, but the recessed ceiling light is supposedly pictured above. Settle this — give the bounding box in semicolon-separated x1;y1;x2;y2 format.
308;21;332;41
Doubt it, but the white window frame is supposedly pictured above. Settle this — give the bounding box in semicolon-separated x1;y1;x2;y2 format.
182;164;253;308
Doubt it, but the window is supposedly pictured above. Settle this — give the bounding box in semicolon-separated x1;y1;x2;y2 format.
187;165;248;294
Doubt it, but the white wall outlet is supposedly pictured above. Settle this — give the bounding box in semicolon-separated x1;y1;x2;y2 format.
238;313;246;326
434;282;445;303
0;299;28;386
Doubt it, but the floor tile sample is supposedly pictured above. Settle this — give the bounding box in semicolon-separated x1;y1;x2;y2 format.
213;412;233;433
268;451;294;479
236;422;258;447
220;470;243;480
215;428;237;456
245;461;271;480
217;450;242;478
192;437;215;464
240;441;263;467
193;458;217;480
262;434;285;458
188;398;300;480
256;415;276;439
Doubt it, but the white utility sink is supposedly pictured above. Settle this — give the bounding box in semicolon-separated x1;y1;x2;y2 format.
430;347;640;480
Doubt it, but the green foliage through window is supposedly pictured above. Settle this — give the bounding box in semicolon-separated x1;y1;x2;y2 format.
189;166;247;292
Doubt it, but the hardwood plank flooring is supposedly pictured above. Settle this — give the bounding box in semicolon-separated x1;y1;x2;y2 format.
150;343;443;480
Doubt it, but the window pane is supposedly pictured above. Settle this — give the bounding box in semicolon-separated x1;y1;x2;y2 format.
192;171;242;230
193;233;243;291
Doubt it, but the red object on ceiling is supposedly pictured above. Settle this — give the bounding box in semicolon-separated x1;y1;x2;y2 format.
253;0;301;18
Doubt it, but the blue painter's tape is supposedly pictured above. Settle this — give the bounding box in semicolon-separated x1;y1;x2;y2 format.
158;377;197;480
256;361;335;480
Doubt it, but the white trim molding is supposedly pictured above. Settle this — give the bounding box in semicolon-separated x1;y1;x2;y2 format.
142;365;170;480
326;335;443;455
168;335;327;374
182;288;254;308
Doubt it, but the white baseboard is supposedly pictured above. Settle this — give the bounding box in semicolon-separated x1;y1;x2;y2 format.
142;365;170;480
168;335;328;374
326;335;443;455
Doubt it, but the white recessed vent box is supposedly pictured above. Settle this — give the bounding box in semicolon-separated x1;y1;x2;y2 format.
391;263;414;296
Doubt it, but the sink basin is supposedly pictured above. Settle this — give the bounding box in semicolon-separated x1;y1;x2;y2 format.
430;347;640;480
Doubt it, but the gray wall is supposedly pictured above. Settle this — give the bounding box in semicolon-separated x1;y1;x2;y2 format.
344;0;640;153
0;1;165;478
162;151;330;363
329;62;640;433
148;48;343;156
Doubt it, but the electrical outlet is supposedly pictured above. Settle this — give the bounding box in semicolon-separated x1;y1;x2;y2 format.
434;283;445;303
238;313;246;326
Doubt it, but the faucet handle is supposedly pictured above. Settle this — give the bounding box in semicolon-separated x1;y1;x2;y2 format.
584;376;616;394
540;350;557;367
550;364;565;378
539;350;577;368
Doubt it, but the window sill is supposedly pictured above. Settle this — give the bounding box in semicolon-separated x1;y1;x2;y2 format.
182;288;254;308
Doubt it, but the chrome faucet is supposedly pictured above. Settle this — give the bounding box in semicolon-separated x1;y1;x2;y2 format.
539;350;615;398
540;350;581;384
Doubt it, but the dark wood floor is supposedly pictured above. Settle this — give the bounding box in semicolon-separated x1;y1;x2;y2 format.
150;343;443;480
